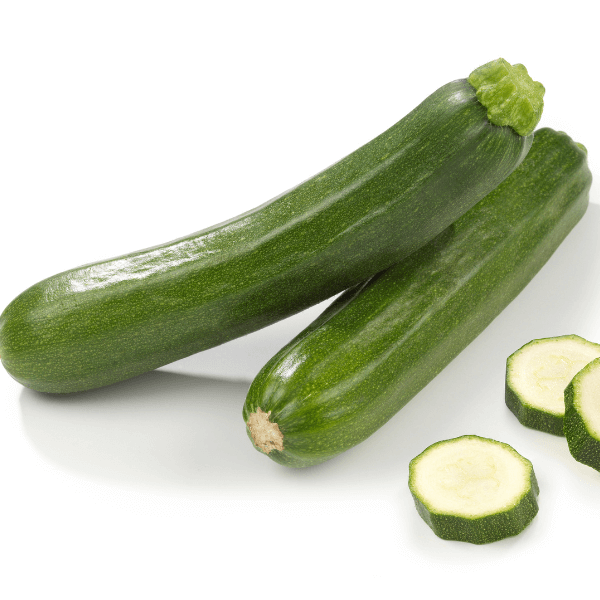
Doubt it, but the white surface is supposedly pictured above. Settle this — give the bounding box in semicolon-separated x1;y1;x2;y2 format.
1;2;599;598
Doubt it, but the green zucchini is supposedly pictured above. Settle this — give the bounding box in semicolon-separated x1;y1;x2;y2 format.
0;58;541;393
564;357;600;471
408;435;539;544
505;335;600;435
243;128;592;467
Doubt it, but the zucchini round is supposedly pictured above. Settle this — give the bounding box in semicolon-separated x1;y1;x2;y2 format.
243;128;592;467
564;357;600;471
408;435;539;544
505;335;600;435
0;59;541;393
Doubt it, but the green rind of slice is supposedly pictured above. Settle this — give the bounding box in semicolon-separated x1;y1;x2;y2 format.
411;476;539;545
408;435;539;544
505;335;600;436
505;382;566;436
564;358;600;471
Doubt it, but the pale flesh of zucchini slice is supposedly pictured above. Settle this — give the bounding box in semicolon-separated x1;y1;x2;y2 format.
564;357;600;471
506;335;600;435
408;436;539;544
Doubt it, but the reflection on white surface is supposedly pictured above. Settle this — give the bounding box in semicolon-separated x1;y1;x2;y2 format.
20;372;254;489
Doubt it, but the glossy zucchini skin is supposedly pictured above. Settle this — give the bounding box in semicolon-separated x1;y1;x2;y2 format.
243;128;592;467
0;79;531;393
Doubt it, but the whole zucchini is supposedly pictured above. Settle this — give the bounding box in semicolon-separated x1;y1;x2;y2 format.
243;128;592;467
0;59;541;393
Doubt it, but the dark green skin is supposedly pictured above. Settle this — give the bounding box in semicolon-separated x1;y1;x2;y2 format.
0;79;531;393
243;128;592;467
411;483;539;545
505;382;565;436
564;358;600;471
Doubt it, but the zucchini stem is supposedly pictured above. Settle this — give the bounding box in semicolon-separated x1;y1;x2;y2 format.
468;58;544;136
247;408;284;454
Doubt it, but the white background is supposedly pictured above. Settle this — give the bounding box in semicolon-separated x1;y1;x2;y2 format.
1;1;599;598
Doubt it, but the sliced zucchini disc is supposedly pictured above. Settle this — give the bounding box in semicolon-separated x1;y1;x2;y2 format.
506;335;600;435
564;357;600;471
408;435;539;544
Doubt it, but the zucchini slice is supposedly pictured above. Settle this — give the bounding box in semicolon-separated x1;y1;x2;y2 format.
564;358;600;471
506;335;600;435
408;435;539;544
243;128;591;468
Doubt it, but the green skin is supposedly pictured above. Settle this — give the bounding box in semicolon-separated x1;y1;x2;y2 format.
564;358;600;471
505;335;600;437
409;436;539;544
0;78;532;393
412;485;539;544
243;128;592;467
505;384;565;436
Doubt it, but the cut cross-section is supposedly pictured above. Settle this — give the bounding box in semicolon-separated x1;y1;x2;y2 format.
564;357;600;471
408;435;539;544
506;335;600;435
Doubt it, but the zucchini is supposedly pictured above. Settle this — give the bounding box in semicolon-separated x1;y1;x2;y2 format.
564;357;600;471
505;335;600;435
243;128;592;467
408;435;539;544
0;58;541;393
